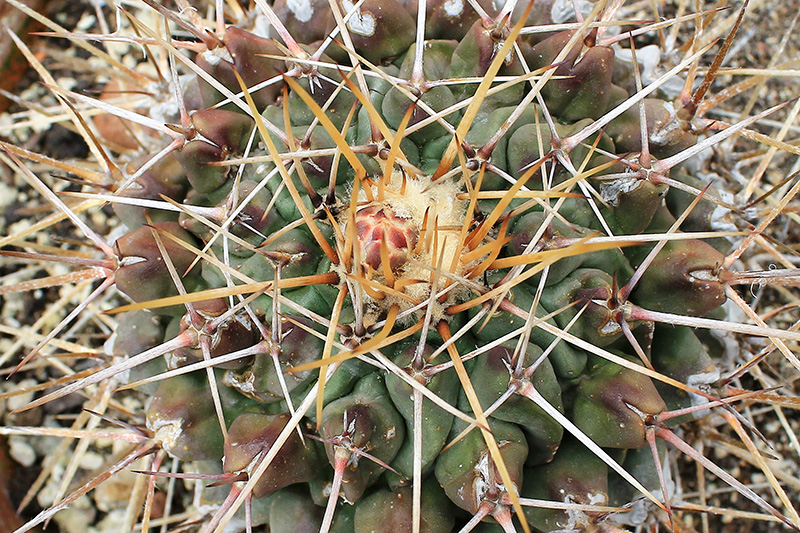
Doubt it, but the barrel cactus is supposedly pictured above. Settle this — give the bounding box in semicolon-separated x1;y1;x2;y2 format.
1;0;799;532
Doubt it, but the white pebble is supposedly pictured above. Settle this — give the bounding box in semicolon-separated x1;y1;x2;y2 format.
9;436;37;467
6;379;38;412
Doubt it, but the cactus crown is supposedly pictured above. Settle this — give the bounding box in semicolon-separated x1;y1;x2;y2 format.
1;1;800;532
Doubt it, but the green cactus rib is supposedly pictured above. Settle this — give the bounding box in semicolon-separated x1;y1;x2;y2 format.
2;1;800;533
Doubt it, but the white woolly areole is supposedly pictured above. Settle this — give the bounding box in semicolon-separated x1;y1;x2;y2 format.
710;190;738;233
687;369;721;417
223;368;258;396
473;450;498;508
200;46;233;66
600;177;641;207
471;446;515;509
342;0;376;37
650;101;683;145
147;417;183;454
443;0;465;17
563;492;607;529
287;0;314;23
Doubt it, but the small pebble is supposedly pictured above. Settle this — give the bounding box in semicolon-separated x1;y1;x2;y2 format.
53;496;96;533
79;450;105;471
6;379;37;412
8;436;36;467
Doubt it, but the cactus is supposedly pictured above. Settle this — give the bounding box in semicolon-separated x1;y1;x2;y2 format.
1;1;800;532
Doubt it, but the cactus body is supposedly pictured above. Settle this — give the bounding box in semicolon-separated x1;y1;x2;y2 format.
3;1;798;532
